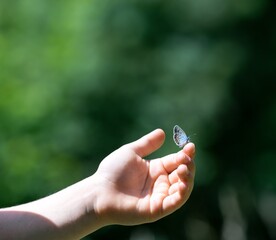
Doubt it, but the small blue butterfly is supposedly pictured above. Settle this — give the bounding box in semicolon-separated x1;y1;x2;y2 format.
173;125;190;148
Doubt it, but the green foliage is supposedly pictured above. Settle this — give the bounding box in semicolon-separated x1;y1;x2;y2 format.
1;0;275;239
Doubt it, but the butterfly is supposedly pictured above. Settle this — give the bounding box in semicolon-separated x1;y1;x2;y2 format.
173;125;190;148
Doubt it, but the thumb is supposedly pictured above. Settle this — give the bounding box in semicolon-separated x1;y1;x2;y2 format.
128;129;165;157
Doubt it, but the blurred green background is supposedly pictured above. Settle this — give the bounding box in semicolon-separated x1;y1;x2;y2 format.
0;0;275;239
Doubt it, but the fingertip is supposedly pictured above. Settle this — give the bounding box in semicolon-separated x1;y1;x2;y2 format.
183;142;195;159
153;128;166;139
130;128;166;157
178;180;187;194
150;128;166;145
177;164;189;177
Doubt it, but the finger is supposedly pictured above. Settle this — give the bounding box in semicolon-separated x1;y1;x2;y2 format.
161;150;192;174
168;179;188;195
168;170;180;185
169;168;195;195
128;129;165;157
162;181;191;216
177;164;195;180
178;156;196;179
168;164;193;186
183;142;195;159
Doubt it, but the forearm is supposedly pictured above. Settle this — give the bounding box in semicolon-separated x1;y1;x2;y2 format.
0;175;104;240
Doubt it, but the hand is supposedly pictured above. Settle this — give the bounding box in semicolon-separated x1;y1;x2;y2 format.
0;129;195;240
93;129;196;225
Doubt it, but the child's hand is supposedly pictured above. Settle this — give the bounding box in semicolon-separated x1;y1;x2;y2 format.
1;129;195;239
93;129;196;225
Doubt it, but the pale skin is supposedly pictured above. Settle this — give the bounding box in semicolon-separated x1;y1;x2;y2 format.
0;129;196;240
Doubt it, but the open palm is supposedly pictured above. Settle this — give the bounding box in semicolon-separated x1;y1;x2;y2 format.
94;129;195;225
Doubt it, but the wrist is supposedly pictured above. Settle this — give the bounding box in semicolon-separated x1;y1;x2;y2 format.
54;174;107;238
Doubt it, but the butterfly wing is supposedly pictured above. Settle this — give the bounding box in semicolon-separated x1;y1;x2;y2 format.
173;125;189;148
